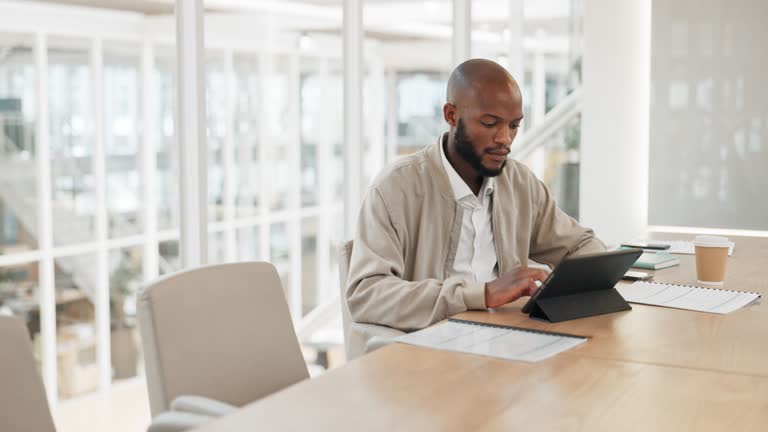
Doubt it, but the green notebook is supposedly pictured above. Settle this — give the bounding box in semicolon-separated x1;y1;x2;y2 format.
631;252;680;270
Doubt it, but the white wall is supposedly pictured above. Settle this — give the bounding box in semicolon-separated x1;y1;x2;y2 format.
579;0;651;245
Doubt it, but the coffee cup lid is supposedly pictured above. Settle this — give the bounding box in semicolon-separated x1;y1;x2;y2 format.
693;235;730;248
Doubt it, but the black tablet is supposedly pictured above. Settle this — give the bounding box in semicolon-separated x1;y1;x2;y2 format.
521;248;643;322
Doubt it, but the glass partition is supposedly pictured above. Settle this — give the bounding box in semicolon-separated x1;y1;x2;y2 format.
109;246;143;382
0;33;37;253
48;37;95;247
54;252;98;399
105;43;142;238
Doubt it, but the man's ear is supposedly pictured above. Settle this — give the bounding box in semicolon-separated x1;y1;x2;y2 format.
443;103;458;127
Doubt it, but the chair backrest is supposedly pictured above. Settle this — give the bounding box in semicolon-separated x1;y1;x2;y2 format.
0;316;56;432
338;241;354;351
138;262;309;417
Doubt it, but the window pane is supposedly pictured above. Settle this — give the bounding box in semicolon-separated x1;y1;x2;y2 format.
105;43;142;238
0;33;37;253
264;56;291;212
520;114;581;219
300;58;321;208
234;54;260;217
109;246;143;382
328;209;343;288
207;230;225;265
395;72;448;155
0;261;40;361
471;0;583;124
363;65;386;187
237;225;261;261
206;54;226;223
55;252;98;399
156;48;178;231
270;222;290;296
158;239;180;275
49;38;95;246
328;61;344;204
362;1;452;158
301;217;318;316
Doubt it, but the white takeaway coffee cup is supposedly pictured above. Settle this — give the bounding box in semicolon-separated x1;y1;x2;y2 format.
693;235;730;286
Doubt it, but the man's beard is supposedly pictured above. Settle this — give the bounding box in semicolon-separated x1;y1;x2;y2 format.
454;118;506;177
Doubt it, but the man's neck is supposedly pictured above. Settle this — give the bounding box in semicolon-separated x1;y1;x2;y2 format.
444;136;483;196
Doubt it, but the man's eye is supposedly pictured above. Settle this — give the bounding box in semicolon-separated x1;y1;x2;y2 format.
481;122;496;128
511;123;520;129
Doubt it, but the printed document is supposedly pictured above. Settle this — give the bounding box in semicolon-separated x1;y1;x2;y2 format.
617;281;760;314
396;319;587;362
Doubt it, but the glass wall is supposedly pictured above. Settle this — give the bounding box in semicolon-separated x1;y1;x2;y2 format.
48;38;95;247
649;0;768;230
105;43;142;239
363;0;453;158
469;0;584;219
0;259;39;358
0;32;43;391
108;246;143;382
0;0;587;404
0;22;180;401
156;48;178;233
394;71;448;155
199;4;345;326
233;53;261;218
206;53;227;225
54;253;98;399
0;34;37;254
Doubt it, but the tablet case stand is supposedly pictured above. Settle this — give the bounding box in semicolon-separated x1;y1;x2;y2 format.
528;288;631;323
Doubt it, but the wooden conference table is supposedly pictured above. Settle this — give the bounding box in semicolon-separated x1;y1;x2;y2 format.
194;235;768;431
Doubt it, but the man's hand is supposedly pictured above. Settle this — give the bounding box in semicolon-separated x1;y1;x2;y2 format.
484;267;550;309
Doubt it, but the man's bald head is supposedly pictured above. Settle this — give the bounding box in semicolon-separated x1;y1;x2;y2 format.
441;59;525;186
447;58;521;106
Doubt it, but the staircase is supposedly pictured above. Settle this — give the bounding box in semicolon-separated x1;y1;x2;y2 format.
1;115;115;303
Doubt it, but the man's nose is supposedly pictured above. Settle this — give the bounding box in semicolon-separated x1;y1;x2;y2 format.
495;127;513;145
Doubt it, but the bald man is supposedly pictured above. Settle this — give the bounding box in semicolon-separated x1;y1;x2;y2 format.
346;59;606;333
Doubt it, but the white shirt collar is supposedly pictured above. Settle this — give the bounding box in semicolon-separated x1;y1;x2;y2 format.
440;135;494;201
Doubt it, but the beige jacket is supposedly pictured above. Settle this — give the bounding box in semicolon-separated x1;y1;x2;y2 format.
346;135;606;332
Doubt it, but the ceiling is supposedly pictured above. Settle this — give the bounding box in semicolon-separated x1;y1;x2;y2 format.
27;0;176;15
22;0;574;47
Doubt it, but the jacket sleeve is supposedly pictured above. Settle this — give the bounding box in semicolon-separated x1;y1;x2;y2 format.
345;187;486;332
527;176;606;267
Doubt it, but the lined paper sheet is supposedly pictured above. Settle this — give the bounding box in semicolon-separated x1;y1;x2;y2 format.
617;281;760;314
396;319;587;363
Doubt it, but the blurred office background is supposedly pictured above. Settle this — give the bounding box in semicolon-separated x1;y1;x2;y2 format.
0;0;765;430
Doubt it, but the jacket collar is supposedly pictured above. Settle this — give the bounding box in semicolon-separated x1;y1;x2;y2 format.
425;133;458;201
429;133;497;202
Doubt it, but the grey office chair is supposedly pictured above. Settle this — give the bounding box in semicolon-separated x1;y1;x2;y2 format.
339;241;404;360
0;316;56;432
138;262;310;431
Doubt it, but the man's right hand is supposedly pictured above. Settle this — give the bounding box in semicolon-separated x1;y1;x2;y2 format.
484;267;550;309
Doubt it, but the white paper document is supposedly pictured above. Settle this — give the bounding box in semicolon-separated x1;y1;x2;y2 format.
396;319;587;363
634;239;735;256
617;281;760;314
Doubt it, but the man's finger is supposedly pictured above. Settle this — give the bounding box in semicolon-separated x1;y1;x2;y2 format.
518;268;549;281
518;279;531;297
535;269;550;281
507;277;534;300
527;279;540;296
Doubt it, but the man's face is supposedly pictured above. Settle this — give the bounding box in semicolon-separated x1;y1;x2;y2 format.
447;82;524;177
454;118;506;177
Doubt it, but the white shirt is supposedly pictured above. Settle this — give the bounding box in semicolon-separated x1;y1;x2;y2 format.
440;140;499;284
